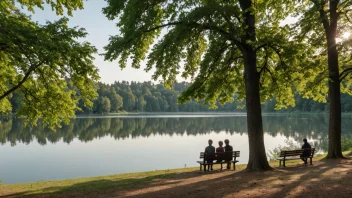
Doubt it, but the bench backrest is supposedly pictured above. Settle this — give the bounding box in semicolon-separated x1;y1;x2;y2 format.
200;151;240;161
279;148;315;158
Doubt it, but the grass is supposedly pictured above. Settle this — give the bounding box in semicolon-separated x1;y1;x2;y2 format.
0;167;199;196
0;152;349;197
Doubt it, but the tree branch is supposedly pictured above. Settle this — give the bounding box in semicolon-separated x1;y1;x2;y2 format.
144;21;244;51
0;61;43;100
267;44;287;69
259;48;269;87
339;67;352;81
184;42;232;94
143;22;183;33
255;43;268;52
315;1;330;34
343;12;352;23
258;47;269;76
21;85;40;102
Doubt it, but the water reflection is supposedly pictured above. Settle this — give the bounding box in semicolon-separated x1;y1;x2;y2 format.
1;114;352;184
1;114;352;147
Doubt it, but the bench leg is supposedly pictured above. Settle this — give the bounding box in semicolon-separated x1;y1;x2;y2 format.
221;163;223;170
233;162;235;170
204;164;206;172
310;157;312;165
283;160;286;167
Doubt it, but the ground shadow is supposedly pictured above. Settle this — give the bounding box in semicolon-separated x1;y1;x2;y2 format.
113;159;352;198
2;158;352;198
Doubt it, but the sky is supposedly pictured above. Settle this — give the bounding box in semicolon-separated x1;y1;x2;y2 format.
26;0;157;84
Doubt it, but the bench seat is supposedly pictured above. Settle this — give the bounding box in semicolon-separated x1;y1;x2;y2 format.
197;151;240;172
278;148;315;167
196;160;239;170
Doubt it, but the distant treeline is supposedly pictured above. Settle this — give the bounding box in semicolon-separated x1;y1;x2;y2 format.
8;81;352;114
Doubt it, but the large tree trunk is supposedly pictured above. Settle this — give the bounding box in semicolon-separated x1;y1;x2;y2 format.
325;1;344;159
327;54;343;158
244;51;272;171
240;0;272;171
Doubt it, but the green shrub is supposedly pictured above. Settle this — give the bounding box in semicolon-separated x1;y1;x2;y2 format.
267;139;301;161
342;136;352;151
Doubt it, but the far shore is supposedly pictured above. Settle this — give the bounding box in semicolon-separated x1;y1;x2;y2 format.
4;111;352;120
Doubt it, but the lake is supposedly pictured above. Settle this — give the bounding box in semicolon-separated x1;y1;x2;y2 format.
1;113;351;184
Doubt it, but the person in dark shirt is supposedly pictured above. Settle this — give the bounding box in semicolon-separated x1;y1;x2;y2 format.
216;141;225;162
224;139;233;169
224;139;233;152
205;139;215;171
301;138;312;164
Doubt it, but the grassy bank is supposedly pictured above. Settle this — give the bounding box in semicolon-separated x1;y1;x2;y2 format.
0;167;200;196
0;153;336;197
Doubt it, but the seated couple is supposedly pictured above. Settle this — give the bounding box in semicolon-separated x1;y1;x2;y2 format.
205;139;233;170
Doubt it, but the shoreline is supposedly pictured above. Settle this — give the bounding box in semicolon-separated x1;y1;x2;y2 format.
1;152;342;197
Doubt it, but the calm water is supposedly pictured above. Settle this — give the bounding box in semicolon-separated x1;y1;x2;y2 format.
1;113;352;184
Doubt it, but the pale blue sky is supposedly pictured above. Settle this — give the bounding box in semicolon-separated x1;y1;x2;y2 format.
26;0;156;84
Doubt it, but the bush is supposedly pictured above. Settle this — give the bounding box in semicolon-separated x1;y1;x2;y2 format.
267;139;301;161
342;136;352;152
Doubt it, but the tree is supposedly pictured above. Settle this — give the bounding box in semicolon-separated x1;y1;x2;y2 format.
119;89;136;111
100;97;111;114
0;0;99;129
110;93;123;112
1;0;84;16
136;96;146;111
103;0;303;170
294;0;352;158
94;96;111;114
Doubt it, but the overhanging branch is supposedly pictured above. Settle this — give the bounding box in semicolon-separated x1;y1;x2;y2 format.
0;61;44;100
143;22;183;33
267;44;287;69
144;21;244;51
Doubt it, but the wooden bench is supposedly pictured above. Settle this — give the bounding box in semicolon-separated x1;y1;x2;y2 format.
197;151;240;172
278;148;315;167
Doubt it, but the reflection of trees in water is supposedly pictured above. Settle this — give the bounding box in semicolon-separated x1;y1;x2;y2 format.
1;115;352;146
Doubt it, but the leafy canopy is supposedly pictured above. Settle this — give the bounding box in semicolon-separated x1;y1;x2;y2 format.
0;0;99;129
291;0;352;102
103;0;309;109
1;0;85;16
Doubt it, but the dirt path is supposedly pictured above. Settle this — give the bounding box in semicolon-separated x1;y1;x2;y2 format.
2;158;352;198
113;158;352;198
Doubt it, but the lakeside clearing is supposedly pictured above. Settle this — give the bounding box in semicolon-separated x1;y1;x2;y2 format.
1;152;351;198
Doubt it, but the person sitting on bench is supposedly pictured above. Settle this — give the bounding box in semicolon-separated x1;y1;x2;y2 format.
301;138;312;164
224;139;233;169
205;139;215;171
216;141;224;162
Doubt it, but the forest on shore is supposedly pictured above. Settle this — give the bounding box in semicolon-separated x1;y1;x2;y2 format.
8;81;352;114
